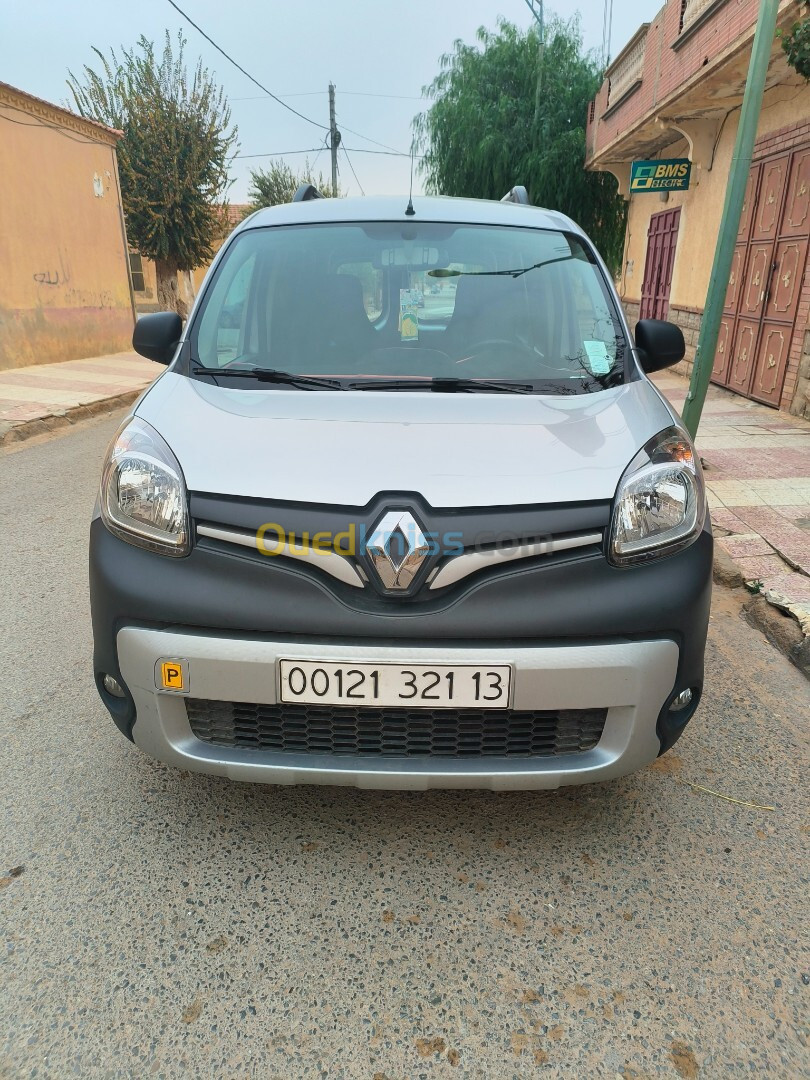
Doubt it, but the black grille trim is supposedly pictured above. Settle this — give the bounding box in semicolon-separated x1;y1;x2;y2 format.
185;699;608;758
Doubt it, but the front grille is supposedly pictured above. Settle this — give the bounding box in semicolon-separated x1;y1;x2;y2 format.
185;699;608;758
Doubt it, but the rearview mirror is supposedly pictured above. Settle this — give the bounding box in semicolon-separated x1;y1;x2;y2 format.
635;319;685;374
133;312;183;365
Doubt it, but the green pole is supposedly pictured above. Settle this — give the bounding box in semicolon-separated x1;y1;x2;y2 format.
681;0;780;438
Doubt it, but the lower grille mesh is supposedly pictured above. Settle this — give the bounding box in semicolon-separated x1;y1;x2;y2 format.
185;700;608;758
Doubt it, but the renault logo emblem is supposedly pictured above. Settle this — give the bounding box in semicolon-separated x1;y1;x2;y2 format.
366;510;429;591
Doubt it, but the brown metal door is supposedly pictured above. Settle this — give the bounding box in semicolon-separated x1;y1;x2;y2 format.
712;317;733;383
713;146;810;407
781;147;810;237
640;208;681;321
752;154;789;241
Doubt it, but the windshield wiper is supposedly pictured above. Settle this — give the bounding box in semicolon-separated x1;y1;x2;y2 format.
429;254;576;280
192;366;344;391
347;377;534;394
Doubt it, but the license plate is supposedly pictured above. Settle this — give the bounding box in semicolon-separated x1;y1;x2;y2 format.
278;660;512;709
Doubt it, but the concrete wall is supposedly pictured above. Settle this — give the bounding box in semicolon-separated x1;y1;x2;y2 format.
0;86;134;369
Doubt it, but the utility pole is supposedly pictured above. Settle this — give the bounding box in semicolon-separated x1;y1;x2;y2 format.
524;0;544;120
681;0;780;437
328;82;340;198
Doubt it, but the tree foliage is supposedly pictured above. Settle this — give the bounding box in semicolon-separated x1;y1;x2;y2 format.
413;17;626;273
780;1;810;80
67;32;238;311
246;158;344;211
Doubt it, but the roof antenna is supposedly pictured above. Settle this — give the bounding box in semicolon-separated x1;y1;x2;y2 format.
405;142;416;216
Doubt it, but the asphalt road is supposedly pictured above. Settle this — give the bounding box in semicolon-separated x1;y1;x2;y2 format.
1;410;808;1079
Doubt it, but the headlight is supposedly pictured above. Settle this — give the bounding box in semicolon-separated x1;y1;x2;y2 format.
100;417;189;556
609;426;705;566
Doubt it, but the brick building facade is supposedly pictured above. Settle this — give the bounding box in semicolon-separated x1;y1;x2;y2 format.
585;0;810;418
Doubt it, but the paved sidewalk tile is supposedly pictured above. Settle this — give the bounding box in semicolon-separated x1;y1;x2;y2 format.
0;352;161;435
652;370;810;633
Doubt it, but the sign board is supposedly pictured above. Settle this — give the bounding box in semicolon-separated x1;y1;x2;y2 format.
630;159;692;193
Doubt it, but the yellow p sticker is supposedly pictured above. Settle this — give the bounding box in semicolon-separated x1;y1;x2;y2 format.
160;661;185;691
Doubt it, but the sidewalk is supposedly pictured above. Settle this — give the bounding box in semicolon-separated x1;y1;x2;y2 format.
0;352;162;445
653;370;810;657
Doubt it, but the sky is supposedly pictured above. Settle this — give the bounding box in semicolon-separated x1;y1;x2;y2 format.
2;0;664;201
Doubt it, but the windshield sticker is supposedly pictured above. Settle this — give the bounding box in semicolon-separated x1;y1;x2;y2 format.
583;340;611;375
399;289;419;341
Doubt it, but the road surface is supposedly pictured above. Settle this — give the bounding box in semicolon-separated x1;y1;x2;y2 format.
1;410;807;1078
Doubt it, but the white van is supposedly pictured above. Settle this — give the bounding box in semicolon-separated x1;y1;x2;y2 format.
90;186;711;790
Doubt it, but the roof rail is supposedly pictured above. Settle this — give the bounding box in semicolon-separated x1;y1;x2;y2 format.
500;185;530;205
293;183;326;202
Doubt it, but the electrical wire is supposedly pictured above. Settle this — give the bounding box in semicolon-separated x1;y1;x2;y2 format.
235;148;323;157
0;103;113;146
166;0;328;130
235;147;424;159
166;2;410;156
310;133;330;173
336;116;407;155
232;91;423;102
341;145;365;196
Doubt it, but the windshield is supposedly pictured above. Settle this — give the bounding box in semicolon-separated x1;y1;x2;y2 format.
191;222;626;393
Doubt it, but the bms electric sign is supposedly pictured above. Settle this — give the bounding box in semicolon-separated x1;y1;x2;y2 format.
630;159;692;193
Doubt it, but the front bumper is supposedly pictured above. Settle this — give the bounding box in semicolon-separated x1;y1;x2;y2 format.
117;628;679;790
90;518;712;788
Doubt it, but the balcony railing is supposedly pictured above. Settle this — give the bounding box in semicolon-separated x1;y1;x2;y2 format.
681;0;719;32
607;29;648;110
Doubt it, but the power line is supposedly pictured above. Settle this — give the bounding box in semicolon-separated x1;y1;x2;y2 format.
0;103;112;146
165;5;409;161
235;148;323;158
232;91;424;102
336;116;406;155
310;133;330;173
166;0;327;131
235;146;424;160
340;90;423;102
341;145;365;196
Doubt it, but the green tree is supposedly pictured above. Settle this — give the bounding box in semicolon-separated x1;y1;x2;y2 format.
413;17;626;273
68;32;238;313
245;158;344;212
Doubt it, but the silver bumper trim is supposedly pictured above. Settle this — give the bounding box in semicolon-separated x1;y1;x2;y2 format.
197;522;601;593
428;532;602;590
117;628;679;790
196;523;365;587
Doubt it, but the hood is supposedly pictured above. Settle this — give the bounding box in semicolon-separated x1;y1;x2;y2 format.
135;373;675;507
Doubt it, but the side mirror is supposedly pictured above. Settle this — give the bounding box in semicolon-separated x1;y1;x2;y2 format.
133;311;183;365
635;319;685;374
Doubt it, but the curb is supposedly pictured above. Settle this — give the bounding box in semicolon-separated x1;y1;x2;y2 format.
714;550;810;679
0;390;143;449
743;594;810;678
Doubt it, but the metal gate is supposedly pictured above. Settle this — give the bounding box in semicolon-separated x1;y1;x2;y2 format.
640;207;681;321
713;144;810;406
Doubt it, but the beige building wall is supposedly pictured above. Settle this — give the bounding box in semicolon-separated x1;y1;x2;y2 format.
0;83;135;370
619;82;810;314
133;205;248;314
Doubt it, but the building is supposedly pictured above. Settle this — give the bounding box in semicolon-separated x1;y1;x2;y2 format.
585;0;810;417
0;82;135;370
132;204;250;315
